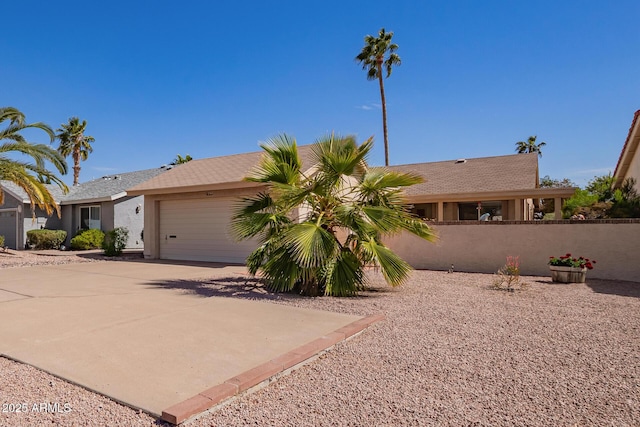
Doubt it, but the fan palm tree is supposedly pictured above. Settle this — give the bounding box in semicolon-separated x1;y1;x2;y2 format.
56;117;95;186
356;28;401;166
515;135;546;157
0;107;68;216
232;133;435;297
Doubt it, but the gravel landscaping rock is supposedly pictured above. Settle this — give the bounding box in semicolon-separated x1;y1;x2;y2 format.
1;253;638;426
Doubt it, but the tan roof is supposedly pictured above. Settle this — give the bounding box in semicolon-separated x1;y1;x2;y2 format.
128;145;540;199
128;145;315;195
388;152;539;197
613;109;640;188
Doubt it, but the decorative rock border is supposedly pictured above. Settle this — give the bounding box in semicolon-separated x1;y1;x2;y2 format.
161;313;385;425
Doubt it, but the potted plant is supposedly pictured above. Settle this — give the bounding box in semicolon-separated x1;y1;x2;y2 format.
548;253;596;283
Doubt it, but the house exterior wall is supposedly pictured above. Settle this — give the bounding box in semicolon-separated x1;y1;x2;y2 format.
626;150;640;192
113;196;145;248
61;205;73;243
385;220;640;283
443;202;458;220
24;205;64;249
68;201;115;235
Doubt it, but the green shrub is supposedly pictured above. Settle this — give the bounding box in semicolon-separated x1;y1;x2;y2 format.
26;229;67;249
103;227;129;256
0;235;5;247
70;229;105;250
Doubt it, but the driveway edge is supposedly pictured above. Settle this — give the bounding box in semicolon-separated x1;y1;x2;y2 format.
160;313;385;425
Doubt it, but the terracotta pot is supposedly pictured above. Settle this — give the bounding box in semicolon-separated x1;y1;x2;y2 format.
549;265;587;283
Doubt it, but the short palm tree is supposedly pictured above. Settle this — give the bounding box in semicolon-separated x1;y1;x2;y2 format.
232;133;435;297
356;28;401;167
515;135;546;157
56;117;95;186
0;107;68;215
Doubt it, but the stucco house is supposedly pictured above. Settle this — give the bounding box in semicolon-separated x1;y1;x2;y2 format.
613;109;640;192
127;147;315;263
391;153;575;221
0;167;168;250
127;147;575;264
0;183;66;250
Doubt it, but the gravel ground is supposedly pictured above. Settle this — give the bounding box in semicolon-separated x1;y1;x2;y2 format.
1;252;639;426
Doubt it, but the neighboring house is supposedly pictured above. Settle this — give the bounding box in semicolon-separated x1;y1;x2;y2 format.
127;147;575;264
0;184;65;250
0;167;169;250
390;153;575;221
613;109;640;191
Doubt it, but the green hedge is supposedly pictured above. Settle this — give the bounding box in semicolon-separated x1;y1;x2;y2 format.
26;229;67;250
70;229;105;250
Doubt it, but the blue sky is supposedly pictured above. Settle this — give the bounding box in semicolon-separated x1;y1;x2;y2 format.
3;0;639;187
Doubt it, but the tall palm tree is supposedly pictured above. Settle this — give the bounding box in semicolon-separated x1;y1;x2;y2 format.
172;154;193;165
0;107;68;216
356;28;401;166
56;117;95;186
515;135;546;157
232;133;435;297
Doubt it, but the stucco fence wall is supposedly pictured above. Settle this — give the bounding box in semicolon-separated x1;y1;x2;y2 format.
385;220;640;283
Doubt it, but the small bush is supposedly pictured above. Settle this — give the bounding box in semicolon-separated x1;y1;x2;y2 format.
26;229;67;249
103;227;129;257
70;229;105;250
0;235;5;247
492;256;527;291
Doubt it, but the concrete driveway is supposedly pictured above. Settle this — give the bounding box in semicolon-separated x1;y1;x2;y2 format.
0;260;380;424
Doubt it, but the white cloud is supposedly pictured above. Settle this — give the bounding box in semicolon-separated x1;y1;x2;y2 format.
356;103;381;111
569;167;614;177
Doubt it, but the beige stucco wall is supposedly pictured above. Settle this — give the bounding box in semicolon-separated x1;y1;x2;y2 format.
386;221;640;283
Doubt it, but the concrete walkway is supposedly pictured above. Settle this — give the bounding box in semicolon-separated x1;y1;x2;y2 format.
0;261;379;424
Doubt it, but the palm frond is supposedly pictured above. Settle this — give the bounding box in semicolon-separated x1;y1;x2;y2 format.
283;222;338;268
246;134;301;185
321;248;364;296
360;239;412;286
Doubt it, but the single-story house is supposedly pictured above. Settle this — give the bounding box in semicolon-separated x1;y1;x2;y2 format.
390;153;576;221
127;147;316;263
0;167;169;250
127;147;575;264
0;183;65;250
613;109;640;192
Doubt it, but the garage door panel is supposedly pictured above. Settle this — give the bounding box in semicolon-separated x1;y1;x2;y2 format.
159;198;258;263
0;210;17;250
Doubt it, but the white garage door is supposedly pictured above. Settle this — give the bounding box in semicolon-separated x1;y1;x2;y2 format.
159;197;258;263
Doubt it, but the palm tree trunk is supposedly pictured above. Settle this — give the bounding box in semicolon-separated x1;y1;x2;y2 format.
377;60;389;166
73;147;80;186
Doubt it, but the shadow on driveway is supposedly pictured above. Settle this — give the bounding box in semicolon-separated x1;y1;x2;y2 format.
142;276;288;301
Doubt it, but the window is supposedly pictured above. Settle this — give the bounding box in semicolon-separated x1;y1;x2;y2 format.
411;203;437;220
80;206;101;230
458;201;502;221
